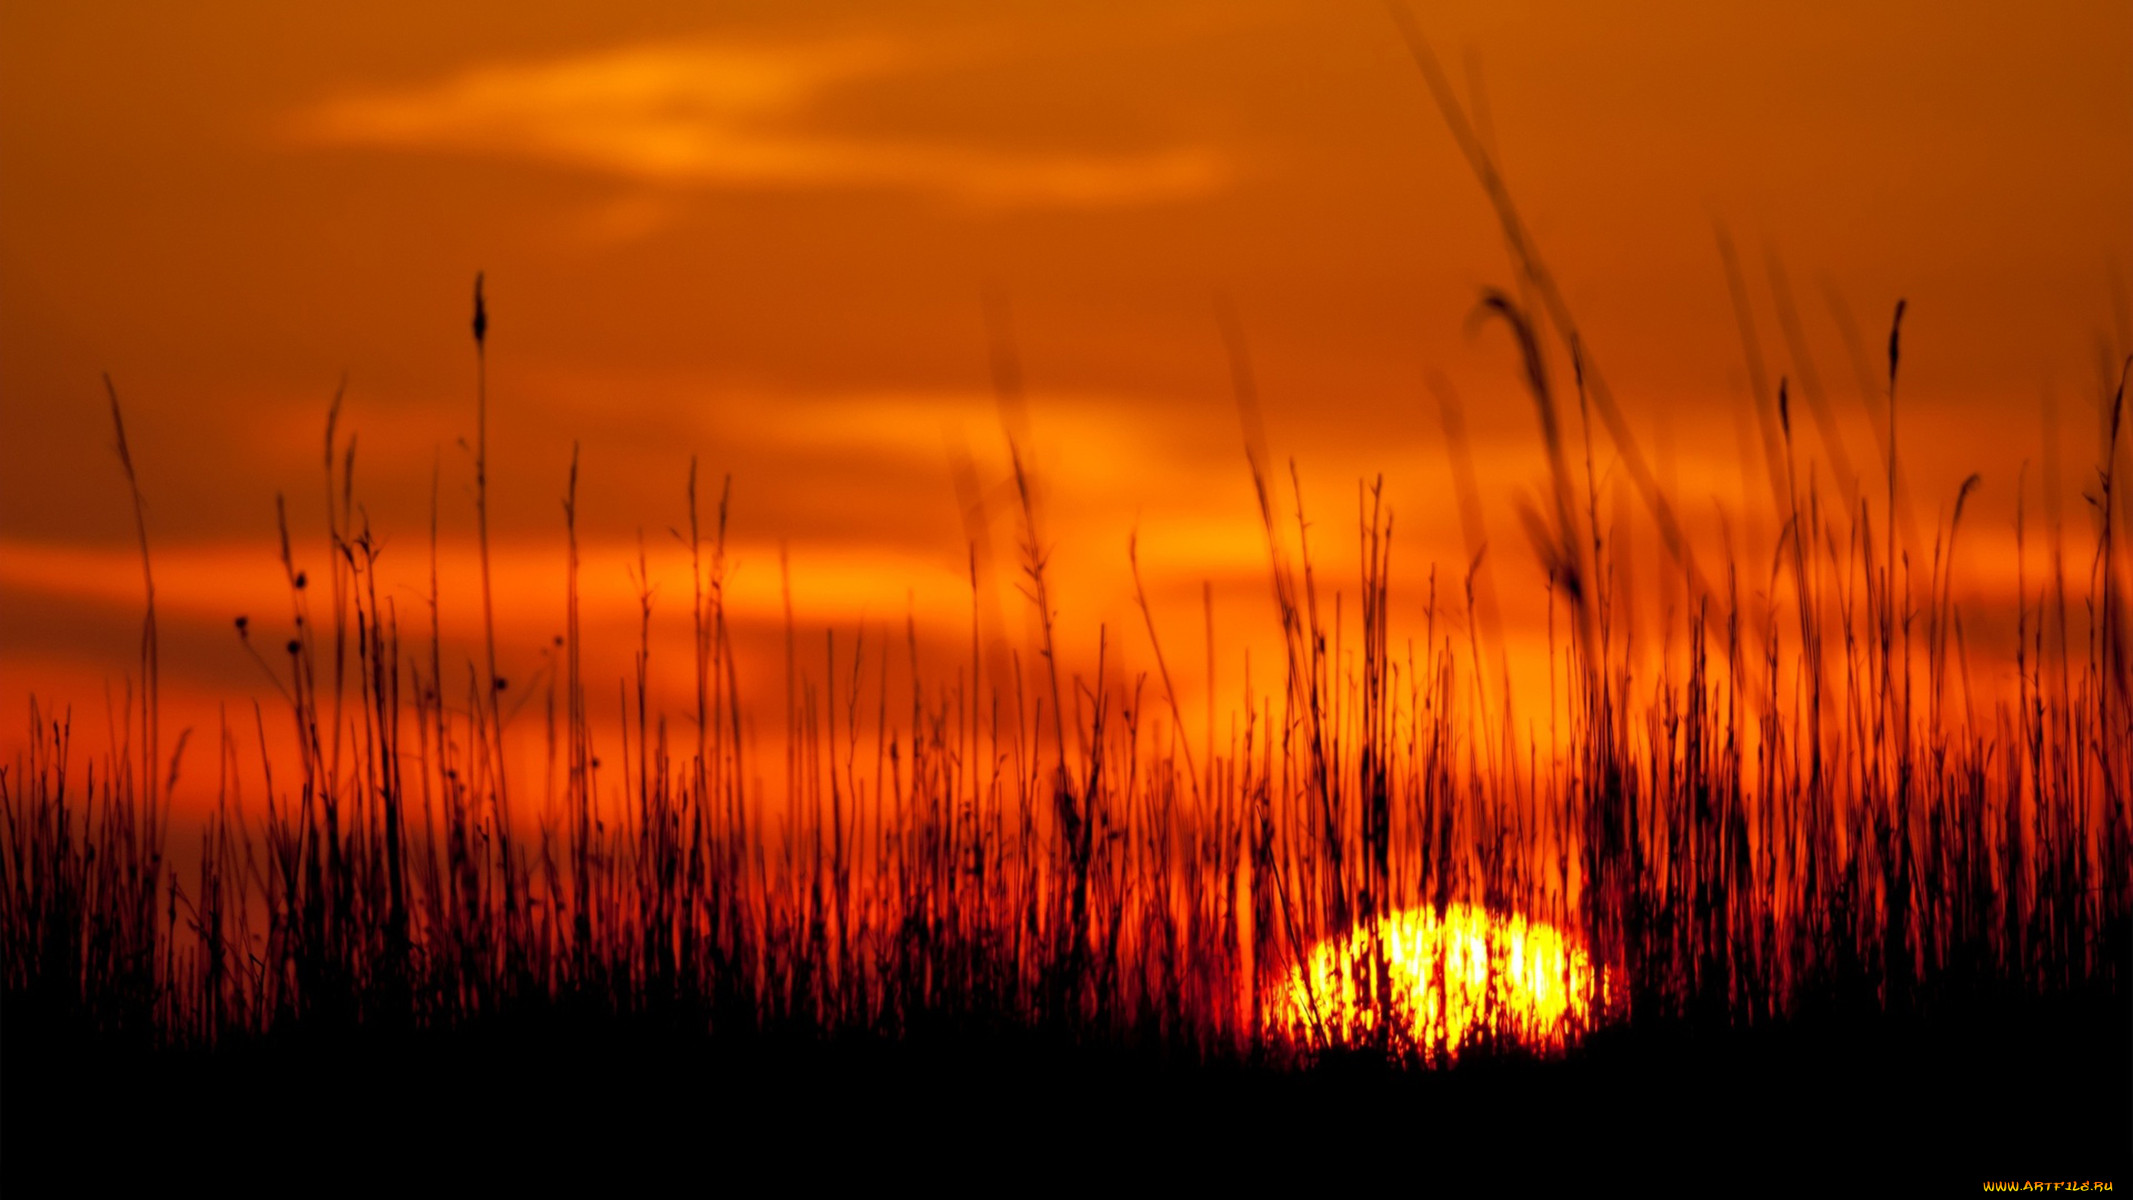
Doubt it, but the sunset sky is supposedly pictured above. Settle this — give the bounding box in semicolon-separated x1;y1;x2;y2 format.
4;0;2129;780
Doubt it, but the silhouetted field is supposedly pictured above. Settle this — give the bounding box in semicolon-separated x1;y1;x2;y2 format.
6;24;2129;1186
7;992;2124;1186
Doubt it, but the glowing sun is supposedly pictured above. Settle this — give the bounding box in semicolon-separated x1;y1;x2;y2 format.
1269;903;1607;1057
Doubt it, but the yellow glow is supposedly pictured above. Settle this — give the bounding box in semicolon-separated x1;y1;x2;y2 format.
1268;904;1605;1057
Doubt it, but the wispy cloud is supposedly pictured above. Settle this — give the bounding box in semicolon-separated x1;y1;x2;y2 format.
293;38;1228;208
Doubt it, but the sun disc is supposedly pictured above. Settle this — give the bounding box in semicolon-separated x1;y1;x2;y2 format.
1267;903;1607;1057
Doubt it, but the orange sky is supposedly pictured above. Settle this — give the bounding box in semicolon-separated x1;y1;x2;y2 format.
4;1;2130;784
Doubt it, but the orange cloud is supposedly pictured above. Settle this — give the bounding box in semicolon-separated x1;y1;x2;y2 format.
292;37;1230;209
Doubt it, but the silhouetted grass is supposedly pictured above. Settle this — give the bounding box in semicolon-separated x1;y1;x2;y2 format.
7;310;2126;1066
6;16;2129;1179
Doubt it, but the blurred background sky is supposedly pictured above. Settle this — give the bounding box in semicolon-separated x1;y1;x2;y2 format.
4;0;2129;782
